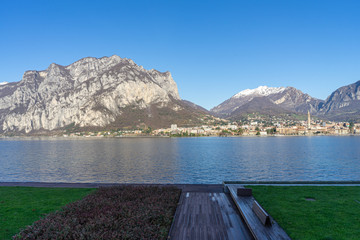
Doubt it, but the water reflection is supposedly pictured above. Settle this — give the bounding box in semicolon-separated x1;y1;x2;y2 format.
0;136;359;183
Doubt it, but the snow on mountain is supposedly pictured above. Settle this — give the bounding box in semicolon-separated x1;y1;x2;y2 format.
0;82;8;85
232;86;286;98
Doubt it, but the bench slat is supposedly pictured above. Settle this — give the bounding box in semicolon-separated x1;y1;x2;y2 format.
252;200;271;226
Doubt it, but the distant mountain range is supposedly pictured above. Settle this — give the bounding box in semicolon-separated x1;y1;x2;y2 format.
210;81;360;122
0;55;359;134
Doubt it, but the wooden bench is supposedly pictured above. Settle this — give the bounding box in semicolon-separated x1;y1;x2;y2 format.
252;200;271;226
227;184;291;240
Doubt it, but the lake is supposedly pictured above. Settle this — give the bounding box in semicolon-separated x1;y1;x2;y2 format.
0;136;359;184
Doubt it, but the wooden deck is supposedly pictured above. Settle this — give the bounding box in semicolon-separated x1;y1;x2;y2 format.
227;184;291;240
169;192;253;240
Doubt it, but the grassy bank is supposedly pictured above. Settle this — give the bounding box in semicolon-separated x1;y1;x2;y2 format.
248;186;360;240
0;187;95;240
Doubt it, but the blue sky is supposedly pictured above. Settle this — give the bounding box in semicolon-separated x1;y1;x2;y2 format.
1;0;359;110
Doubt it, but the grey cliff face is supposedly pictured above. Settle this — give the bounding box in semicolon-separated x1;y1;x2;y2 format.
317;80;360;121
0;55;181;133
320;80;360;113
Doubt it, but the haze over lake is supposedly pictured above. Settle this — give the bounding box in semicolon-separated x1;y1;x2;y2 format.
1;137;359;184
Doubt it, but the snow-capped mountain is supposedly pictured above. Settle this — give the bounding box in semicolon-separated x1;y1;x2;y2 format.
211;86;324;118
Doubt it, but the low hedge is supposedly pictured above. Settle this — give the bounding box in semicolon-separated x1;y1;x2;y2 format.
14;186;181;240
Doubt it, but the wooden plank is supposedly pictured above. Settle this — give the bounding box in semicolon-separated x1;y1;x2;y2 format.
227;184;291;240
169;192;253;240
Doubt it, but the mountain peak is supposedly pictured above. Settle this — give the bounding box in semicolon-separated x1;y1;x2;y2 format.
232;86;286;98
0;55;194;133
212;85;323;117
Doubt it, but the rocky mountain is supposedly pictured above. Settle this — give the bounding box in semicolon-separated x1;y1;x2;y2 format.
225;96;293;120
0;55;208;134
211;86;324;119
181;100;210;114
318;80;360;121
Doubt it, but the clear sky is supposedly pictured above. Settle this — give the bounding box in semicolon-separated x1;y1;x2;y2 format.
1;0;359;110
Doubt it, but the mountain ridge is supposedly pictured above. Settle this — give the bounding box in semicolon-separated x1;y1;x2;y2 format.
1;55;360;134
211;82;360;122
0;55;208;133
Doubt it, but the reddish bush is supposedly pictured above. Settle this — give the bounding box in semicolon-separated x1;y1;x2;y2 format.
14;186;181;240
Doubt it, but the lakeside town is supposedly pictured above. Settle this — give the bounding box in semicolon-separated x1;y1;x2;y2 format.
58;112;360;138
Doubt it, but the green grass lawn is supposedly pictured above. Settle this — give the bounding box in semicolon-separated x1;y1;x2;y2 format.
247;186;360;240
0;187;95;240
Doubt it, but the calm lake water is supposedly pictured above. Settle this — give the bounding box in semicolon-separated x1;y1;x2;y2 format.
0;136;359;184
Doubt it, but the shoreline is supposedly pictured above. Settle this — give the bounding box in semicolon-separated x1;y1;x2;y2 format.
0;182;224;192
2;181;360;188
1;134;360;140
